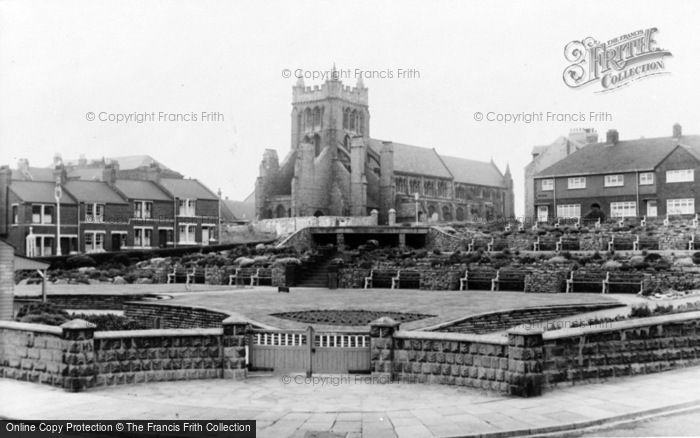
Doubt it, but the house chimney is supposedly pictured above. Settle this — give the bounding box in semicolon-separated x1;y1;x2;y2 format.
101;161;119;185
606;129;619;145
52;153;66;184
78;154;87;167
673;123;682;139
568;128;599;145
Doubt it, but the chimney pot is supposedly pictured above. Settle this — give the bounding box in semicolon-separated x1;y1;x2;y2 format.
606;129;619;145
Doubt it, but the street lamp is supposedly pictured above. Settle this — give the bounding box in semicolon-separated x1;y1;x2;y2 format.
414;192;420;224
54;179;62;256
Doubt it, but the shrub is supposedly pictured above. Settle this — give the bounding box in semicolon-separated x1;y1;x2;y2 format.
630;305;652;318
65;254;96;269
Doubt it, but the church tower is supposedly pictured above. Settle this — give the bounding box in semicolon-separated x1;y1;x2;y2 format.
289;68;370;216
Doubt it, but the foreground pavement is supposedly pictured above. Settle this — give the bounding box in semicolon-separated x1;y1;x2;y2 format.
2;367;700;438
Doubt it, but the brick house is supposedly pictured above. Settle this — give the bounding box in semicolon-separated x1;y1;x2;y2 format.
63;180;130;253
0;155;222;257
532;124;700;221
157;178;220;246
113;179;175;249
6;180;79;256
255;73;514;223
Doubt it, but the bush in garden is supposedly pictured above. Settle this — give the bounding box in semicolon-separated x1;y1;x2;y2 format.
65;254;96;269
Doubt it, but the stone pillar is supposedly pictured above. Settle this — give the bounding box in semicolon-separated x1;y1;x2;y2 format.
507;327;544;397
370;209;379;226
0;240;14;321
222;314;251;380
398;233;406;249
61;319;97;392
388;209;396;226
369;317;400;383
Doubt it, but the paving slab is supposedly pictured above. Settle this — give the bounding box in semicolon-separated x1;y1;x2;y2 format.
2;366;700;437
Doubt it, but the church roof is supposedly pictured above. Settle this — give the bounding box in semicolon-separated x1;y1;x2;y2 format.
441;155;506;188
368;138;505;187
159;178;218;200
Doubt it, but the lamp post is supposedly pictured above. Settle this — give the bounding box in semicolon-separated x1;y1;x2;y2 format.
414;192;420;224
54;180;62;256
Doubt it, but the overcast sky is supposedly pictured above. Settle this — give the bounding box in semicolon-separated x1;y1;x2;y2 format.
1;0;699;216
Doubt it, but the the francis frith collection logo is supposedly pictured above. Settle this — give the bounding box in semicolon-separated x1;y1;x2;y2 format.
563;28;672;92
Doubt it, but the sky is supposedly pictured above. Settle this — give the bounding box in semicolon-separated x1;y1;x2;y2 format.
1;0;699;217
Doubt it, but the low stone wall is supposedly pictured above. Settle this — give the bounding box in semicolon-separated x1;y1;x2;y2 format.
369;318;543;396
370;312;700;396
123;302;230;329
431;304;621;334
0;322;65;388
15;294;147;310
0;315;250;392
93;329;223;386
542;311;700;389
392;332;510;392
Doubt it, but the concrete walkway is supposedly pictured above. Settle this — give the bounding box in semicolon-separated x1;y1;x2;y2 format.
2;366;700;437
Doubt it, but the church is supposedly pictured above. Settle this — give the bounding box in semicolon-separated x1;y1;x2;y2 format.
255;71;514;224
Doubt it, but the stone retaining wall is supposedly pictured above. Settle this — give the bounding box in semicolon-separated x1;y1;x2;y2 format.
542;312;700;389
370;311;700;397
0;322;65;388
123;302;230;329
93;329;223;386
0;315;250;392
432;304;621;334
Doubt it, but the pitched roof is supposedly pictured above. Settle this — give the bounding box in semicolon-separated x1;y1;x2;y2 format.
221;198;255;221
368;139;452;178
535;135;700;177
368;138;505;186
158;178;218;200
114;179;172;201
63;181;127;204
440;155;505;188
9;181;76;204
11;167;55;182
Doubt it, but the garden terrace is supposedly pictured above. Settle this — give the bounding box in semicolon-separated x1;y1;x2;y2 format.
309;225;430;249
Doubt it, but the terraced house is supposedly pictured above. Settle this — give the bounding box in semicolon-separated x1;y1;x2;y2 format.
532;124;700;221
0;154;222;257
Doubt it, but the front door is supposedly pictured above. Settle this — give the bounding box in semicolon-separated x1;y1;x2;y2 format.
537;205;549;222
647;200;658;218
111;234;122;251
159;229;168;248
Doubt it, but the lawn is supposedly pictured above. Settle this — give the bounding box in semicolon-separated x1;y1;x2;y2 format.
168;287;621;331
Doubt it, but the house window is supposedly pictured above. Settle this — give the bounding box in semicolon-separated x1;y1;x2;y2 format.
86;203;104;223
178;224;197;244
11;205;18;224
134;227;152;247
666;169;694;183
667;198;695;215
541;179;554;191
134;201;153;219
32;204;54;224
84;231;105;253
567;177;586;189
556;204;581;218
639;172;654;185
610;201;636;217
604;174;624;187
178;199;196;216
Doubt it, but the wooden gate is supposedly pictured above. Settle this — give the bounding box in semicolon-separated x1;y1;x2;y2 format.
249;328;370;374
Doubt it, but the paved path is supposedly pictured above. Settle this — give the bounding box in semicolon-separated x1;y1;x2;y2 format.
2;367;700;437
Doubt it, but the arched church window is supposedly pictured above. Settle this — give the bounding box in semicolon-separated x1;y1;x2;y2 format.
313;107;321;129
349;110;356;131
342;109;349;130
